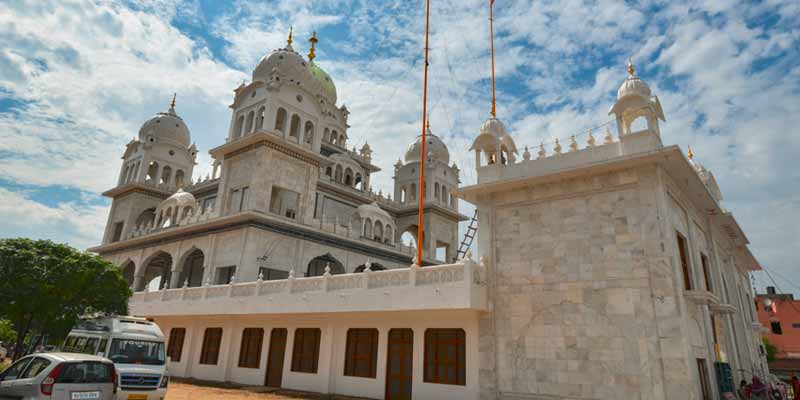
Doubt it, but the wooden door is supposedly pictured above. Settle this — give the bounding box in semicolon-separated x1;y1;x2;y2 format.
264;328;287;387
385;329;413;400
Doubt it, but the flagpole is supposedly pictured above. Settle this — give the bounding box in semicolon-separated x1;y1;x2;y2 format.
490;0;497;117
416;0;431;266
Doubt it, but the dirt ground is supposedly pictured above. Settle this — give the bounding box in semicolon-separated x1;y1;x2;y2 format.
165;379;370;400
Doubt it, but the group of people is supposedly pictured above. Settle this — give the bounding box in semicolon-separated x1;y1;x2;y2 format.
736;375;800;400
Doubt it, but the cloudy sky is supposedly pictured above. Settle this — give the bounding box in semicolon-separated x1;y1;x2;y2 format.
0;0;797;294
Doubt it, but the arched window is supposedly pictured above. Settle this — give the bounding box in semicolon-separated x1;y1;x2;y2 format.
175;170;185;188
121;165;129;185
161;166;172;185
374;221;383;241
274;108;287;133
146;161;159;182
331;130;339;146
384;226;393;243
434;182;440;200
307;253;345;277
245;111;255;134
289;114;301;139
410;183;417;200
140;251;173;292
364;218;373;238
304;121;314;145
179;249;205;288
181;205;194;221
162;207;173;227
233;115;245;139
400;187;406;203
344;168;353;186
441;186;447;204
257;106;266;129
135;208;156;229
354;174;363;190
325;166;332;177
334;165;343;183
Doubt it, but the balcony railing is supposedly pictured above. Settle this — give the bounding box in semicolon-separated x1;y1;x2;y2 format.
130;257;487;316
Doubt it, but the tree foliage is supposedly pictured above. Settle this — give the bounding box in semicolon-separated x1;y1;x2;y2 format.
0;238;131;359
763;337;777;363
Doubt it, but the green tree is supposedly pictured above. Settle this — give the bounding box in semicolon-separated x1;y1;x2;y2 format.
0;319;15;344
763;337;777;363
0;238;131;360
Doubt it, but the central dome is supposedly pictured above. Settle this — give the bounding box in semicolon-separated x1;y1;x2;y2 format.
404;131;450;164
251;44;338;103
309;62;337;104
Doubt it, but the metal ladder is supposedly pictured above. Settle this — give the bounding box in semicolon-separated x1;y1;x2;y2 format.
455;210;478;261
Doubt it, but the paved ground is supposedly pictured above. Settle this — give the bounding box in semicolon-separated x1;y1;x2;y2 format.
166;379;369;400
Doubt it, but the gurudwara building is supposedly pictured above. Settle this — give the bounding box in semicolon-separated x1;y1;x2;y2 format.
90;32;767;400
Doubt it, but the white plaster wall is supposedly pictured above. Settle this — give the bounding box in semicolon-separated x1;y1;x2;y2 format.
153;311;480;400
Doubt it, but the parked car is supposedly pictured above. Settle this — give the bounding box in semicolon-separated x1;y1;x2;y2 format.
0;352;117;400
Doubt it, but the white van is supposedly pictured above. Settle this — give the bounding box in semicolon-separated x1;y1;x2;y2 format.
62;316;168;400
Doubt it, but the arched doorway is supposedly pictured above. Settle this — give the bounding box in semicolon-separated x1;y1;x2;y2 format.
179;249;204;288
121;261;135;288
306;253;345;277
140;252;173;291
354;263;386;273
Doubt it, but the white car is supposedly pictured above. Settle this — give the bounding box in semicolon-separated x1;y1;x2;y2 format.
0;352;117;400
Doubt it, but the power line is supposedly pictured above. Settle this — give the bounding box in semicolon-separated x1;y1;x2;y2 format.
761;266;800;314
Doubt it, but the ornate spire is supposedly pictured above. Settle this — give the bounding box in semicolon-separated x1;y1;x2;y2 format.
687;145;694;160
308;31;318;61
627;58;635;78
170;93;176;109
287;26;293;47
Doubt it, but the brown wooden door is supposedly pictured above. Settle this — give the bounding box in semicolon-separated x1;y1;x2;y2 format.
385;329;413;400
264;328;287;387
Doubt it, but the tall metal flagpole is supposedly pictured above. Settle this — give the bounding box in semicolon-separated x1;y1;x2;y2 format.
416;0;431;266
490;0;497;117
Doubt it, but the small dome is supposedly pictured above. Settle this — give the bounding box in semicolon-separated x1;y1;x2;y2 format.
138;105;190;148
404;130;450;164
479;116;509;138
160;188;196;208
309;62;337;103
617;76;652;99
470;116;518;155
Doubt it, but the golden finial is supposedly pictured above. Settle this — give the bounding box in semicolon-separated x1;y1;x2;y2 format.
308;31;318;61
287;26;293;46
687;145;694;160
627;58;635;77
170;93;176;109
426;116;431;131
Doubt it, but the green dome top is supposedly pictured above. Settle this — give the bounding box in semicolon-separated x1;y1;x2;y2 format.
309;62;337;103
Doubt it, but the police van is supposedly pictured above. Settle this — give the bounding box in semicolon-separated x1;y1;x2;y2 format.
62;316;168;400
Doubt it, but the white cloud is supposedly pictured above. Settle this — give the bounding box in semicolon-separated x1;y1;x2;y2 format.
0;0;798;294
0;188;108;249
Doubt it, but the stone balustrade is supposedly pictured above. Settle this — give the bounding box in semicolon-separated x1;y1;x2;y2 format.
476;127;663;185
130;258;487;316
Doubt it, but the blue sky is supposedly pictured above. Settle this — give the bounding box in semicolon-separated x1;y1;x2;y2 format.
0;0;798;295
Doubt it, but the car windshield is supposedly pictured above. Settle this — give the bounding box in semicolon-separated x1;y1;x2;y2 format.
108;339;165;365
